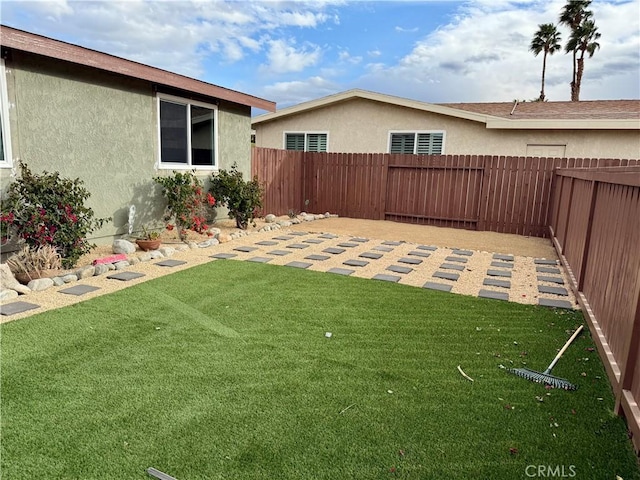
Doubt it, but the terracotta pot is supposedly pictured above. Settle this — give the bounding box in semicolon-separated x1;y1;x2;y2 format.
14;269;62;285
136;239;161;251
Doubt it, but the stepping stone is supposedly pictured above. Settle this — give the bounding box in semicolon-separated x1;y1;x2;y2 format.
359;252;383;260
433;271;459;281
107;271;145;281
487;269;512;278
372;274;401;283
305;254;331;261
234;246;257;252
210;253;237;259
289;231;308;236
382;241;403;246
491;261;514;269
323;247;346;255
417;245;438;251
285;261;312;269
247;257;272;263
398;257;422;265
445;256;468;264
452;249;473;256
440;263;465;271
303;238;324;244
256;240;279;246
387;265;413;274
267;250;291;256
59;285;101;296
287;243;310;249
343;259;369;267
408;250;431;258
493;254;514;262
318;233;339;239
478;289;509;301
155;259;187;267
538;285;569;296
373;246;394;252
351;237;369;243
536;266;561;274
538;275;564;285
337;242;358;248
538;298;573;309
327;268;354;276
534;259;558;265
483;278;511;289
273;236;293;241
0;301;40;316
422;282;453;292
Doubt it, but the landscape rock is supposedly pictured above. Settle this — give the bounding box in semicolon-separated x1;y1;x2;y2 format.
128;257;140;266
112;239;136;254
325;212;331;218
52;277;65;286
114;261;130;270
138;252;153;262
265;214;276;223
94;264;109;276
176;245;190;252
149;250;164;259
208;227;221;236
76;266;96;279
0;264;31;294
159;247;176;257
187;241;199;249
28;277;54;292
62;274;78;283
0;289;19;301
217;233;232;243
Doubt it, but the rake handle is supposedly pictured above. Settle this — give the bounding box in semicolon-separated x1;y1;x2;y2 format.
544;325;584;374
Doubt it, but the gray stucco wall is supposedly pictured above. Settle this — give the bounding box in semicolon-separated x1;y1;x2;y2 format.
254;98;640;159
0;51;252;245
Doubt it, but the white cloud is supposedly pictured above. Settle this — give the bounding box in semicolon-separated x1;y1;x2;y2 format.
262;76;339;105
338;50;362;64
367;49;382;57
395;26;418;33
261;38;322;74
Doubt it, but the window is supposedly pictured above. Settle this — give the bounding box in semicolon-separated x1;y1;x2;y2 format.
0;59;12;168
284;132;327;152
389;131;444;155
157;93;217;169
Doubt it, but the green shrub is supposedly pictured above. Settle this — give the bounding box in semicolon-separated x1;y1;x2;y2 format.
0;162;110;268
153;171;215;241
209;163;264;229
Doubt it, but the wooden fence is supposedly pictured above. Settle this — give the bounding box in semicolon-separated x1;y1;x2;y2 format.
252;148;637;237
549;165;640;452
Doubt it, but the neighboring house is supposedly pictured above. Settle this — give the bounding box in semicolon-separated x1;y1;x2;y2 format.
0;25;275;243
252;89;640;159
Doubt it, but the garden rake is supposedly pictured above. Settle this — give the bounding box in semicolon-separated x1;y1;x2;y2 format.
506;325;584;390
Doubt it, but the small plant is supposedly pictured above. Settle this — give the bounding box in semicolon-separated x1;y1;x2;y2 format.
209;163;264;230
0;162;110;268
154;171;215;242
136;224;161;240
287;208;298;219
7;245;62;281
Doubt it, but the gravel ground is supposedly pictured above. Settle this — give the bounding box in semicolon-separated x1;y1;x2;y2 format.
0;216;576;323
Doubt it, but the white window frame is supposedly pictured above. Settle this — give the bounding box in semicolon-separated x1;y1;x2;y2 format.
283;131;329;152
156;93;218;170
0;59;13;168
387;130;446;155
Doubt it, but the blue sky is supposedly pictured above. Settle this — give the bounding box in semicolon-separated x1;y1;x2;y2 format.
1;0;638;113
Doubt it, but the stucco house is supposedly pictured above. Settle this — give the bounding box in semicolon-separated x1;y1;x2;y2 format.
252;89;640;159
0;25;275;243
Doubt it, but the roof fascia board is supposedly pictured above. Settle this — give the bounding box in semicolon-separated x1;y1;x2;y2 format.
0;25;275;112
486;118;640;130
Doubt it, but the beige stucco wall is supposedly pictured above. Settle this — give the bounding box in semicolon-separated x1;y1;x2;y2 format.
254;97;640;159
0;52;252;245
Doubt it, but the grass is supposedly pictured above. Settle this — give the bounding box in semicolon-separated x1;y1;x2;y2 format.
1;260;639;479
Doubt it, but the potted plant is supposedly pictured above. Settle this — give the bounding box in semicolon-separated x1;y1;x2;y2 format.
135;225;162;251
7;244;63;284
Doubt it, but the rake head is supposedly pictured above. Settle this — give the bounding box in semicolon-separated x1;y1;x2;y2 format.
507;367;578;391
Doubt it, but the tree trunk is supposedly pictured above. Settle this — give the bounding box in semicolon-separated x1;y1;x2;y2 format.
570;49;578;101
574;56;585;102
539;51;547;101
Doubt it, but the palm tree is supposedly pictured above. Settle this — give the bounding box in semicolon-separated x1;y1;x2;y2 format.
530;23;562;101
565;20;601;102
559;0;593;101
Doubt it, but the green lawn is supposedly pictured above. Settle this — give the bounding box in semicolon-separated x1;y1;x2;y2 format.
1;260;638;479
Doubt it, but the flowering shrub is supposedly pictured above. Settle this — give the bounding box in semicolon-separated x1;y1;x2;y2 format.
0;162;110;268
209;163;263;230
153;171;215;241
